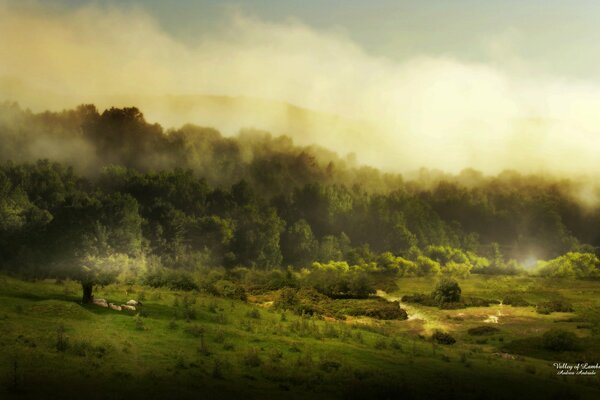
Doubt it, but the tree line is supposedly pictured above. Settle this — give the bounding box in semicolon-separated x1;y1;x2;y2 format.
1;103;599;300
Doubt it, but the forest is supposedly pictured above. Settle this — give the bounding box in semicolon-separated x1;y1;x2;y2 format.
1;102;599;301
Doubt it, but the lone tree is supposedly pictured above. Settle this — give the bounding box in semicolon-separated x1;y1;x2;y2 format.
432;278;461;304
76;255;126;303
64;193;142;303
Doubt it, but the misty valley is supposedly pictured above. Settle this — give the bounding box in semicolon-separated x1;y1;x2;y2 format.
0;103;599;399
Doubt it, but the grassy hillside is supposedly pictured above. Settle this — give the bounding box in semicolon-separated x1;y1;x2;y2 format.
1;274;599;399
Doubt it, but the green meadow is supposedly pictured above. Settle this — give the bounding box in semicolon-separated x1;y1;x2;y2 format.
1;274;599;400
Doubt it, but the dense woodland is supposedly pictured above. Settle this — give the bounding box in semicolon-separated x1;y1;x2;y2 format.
1;103;599;300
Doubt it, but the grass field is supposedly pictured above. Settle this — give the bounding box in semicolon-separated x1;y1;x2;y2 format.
1;274;599;399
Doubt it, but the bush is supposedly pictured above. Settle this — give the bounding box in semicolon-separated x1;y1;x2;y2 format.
463;297;496;307
143;268;198;291
536;300;574;315
326;298;408;320
401;293;437;307
303;266;375;299
432;278;461;304
542;329;579;351
246;309;261;319
468;326;500;336
502;294;530;307
274;288;328;316
431;330;456;345
273;287;298;310
211;280;247;301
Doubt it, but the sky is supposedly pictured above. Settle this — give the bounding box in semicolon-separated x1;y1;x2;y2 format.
2;0;600;176
35;0;600;80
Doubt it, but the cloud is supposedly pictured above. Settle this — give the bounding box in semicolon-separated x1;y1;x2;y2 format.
1;1;600;177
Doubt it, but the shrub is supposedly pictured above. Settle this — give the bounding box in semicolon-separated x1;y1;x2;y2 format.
536;252;600;279
502;294;530;307
274;288;328;316
536;300;574;315
400;293;437;306
273;287;298;310
542;329;579;351
143;268;198;291
463;297;496;307
246;309;261;319
468;326;500;336
432;278;461;304
431;330;456;345
211;280;247;301
303;266;375;299
325;298;408;320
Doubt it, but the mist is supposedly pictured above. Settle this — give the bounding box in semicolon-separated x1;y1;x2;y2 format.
1;1;600;176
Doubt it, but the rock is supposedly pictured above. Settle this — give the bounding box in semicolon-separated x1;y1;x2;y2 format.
126;300;139;306
109;303;122;311
121;305;136;311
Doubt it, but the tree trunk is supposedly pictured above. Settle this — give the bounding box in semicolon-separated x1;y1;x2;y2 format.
82;283;93;304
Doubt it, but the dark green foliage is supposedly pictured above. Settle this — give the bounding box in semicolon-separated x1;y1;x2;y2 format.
211;280;247;301
431;330;456;345
536;299;574;314
401;293;437;306
502;294;530;307
431;278;461;304
273;287;299;310
326;298;408;320
143;268;198;291
2;103;600;278
303;266;375;299
541;329;579;351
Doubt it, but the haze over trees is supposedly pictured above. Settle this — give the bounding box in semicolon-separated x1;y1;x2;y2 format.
1;102;599;300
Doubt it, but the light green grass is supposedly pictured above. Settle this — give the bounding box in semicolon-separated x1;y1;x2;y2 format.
0;274;599;399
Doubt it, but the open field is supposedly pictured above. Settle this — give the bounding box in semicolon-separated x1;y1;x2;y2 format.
1;274;599;399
